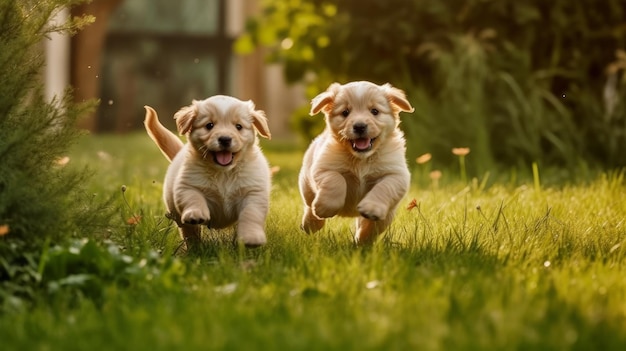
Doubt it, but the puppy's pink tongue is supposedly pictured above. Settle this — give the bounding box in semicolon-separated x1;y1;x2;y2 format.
353;138;371;151
215;151;233;166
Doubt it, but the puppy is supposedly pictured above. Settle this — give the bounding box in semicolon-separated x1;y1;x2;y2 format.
299;81;414;244
144;95;272;249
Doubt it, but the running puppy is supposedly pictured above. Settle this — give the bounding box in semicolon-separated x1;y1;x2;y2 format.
299;81;414;244
144;95;272;249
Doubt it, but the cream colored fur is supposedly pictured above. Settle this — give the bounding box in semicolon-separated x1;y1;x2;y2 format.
299;81;414;244
144;95;272;249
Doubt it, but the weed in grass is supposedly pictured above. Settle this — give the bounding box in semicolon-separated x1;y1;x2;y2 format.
452;147;471;184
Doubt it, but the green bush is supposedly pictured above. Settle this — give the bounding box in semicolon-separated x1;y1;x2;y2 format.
237;0;626;174
41;239;185;305
0;0;114;309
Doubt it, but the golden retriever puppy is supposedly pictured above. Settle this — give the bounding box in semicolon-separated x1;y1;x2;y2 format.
143;95;272;249
299;81;414;244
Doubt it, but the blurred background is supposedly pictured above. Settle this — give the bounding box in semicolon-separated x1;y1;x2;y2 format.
46;0;626;174
48;0;302;139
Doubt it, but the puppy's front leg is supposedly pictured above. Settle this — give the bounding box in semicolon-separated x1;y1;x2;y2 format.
357;173;409;221
312;171;347;219
236;191;268;247
302;205;325;233
175;187;211;225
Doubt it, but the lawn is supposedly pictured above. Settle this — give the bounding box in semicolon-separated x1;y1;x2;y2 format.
2;132;626;350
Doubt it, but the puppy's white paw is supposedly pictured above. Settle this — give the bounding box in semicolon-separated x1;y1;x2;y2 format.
357;200;387;221
312;196;344;219
181;208;211;225
237;230;267;248
302;210;325;233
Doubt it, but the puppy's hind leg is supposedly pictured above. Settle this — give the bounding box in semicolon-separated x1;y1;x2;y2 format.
354;214;393;245
178;224;202;252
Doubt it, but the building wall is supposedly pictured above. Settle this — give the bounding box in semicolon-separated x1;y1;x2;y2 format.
45;0;301;139
229;1;305;139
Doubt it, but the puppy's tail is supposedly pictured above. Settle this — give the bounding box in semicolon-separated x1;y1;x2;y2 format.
144;106;184;162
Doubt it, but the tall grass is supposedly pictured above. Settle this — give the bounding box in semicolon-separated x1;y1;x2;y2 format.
1;133;625;350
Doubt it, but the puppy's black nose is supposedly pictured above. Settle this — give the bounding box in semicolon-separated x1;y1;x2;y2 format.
353;123;368;135
218;136;232;147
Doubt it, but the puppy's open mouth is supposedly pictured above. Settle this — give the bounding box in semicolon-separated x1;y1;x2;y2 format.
351;138;375;152
212;151;235;166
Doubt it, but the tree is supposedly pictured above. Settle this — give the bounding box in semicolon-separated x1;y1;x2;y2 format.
238;0;626;173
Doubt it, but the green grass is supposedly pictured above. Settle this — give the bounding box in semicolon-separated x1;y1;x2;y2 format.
2;132;626;350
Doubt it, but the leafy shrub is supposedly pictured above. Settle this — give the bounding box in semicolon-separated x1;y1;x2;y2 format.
0;0;115;309
0;0;103;241
237;0;626;173
1;238;185;311
41;239;185;304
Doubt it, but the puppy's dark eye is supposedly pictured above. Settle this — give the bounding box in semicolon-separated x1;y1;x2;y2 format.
371;108;379;116
341;109;350;117
206;123;214;130
236;124;243;131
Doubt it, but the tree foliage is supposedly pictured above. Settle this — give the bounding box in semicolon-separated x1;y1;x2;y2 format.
237;0;626;173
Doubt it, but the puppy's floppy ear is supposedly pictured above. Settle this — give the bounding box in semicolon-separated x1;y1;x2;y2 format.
310;83;341;115
247;100;271;139
382;83;415;113
173;101;198;135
